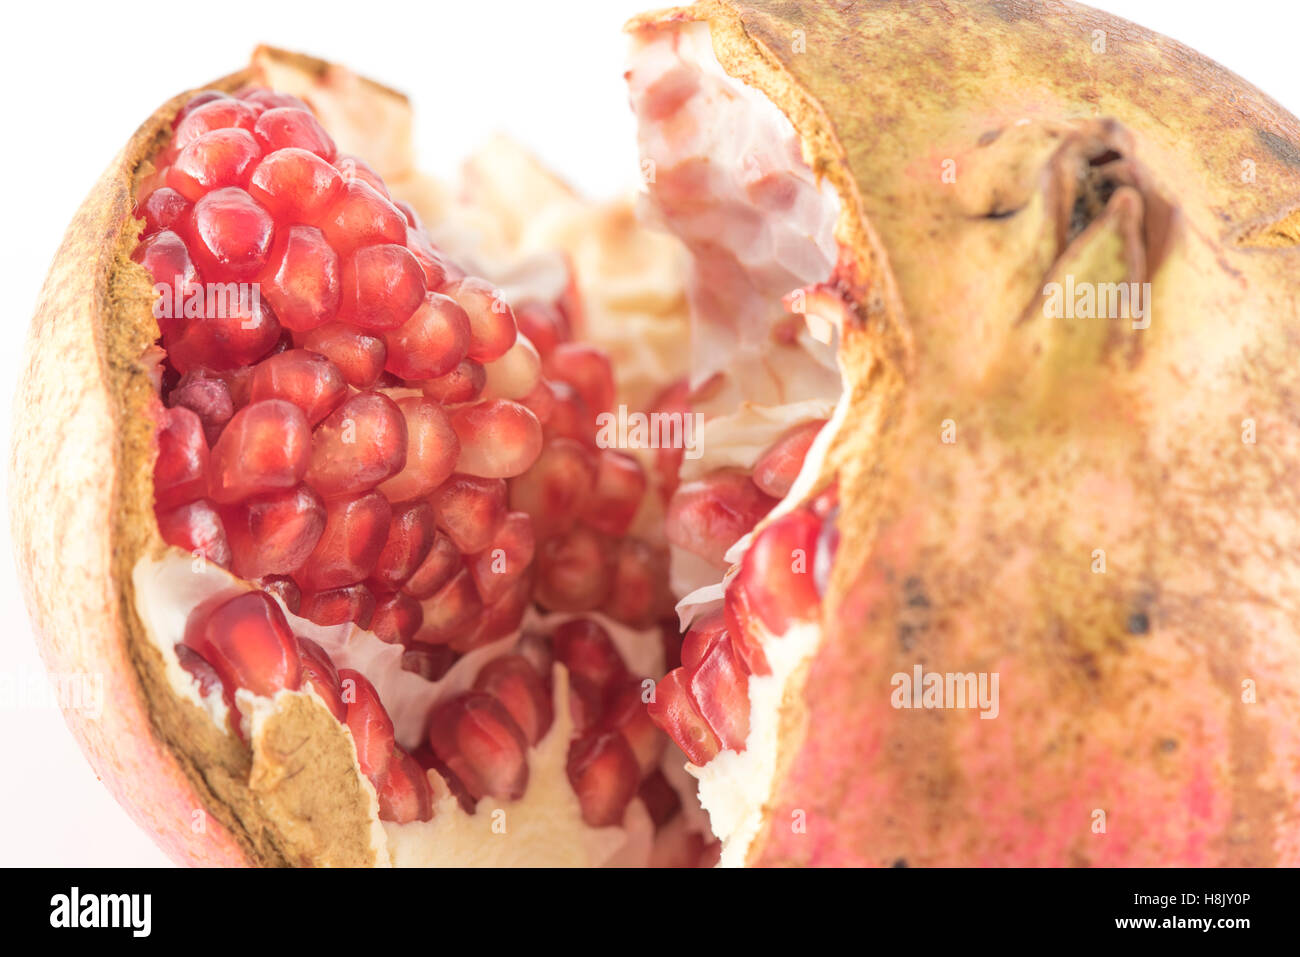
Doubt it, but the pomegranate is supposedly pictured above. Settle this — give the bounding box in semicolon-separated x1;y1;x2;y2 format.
13;0;1300;869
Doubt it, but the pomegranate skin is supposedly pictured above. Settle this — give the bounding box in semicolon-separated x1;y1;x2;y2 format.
639;0;1300;866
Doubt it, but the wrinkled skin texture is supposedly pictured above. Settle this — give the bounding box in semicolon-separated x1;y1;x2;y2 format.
646;0;1300;865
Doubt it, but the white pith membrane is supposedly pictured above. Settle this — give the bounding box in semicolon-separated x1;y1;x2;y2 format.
131;18;849;867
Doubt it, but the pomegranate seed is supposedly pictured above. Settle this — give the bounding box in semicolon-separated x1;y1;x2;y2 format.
154;406;209;510
427;693;530;801
534;525;615;612
253;107;336;159
401;532;461;600
449;399;542;478
176;643;225;700
453;572;531;652
377;397;459;502
298;636;345;720
420;359;485;404
173;90;231;127
260;575;302;614
221;484;325;579
165;296;283;373
650;819;710;868
544;343;615;417
689;631;750;752
248;148;344;223
383;292;470;380
404;226;449;288
482;336;542;400
473;654;554;745
156;499;231;567
338;244;427;331
256;226;340;331
639;770;682;828
167;129;262;201
137;187;191;236
304;392;407;498
752;420;825;499
467;511;535;604
248;349;347;426
208;400;310;504
168;371;233;445
236;88;309;111
602;538;668;627
336;155;390;197
173;99;259;149
294;491;392;590
665;469;778;566
368;501;436;591
299;323;386;388
553;619;628;697
185;591;301;698
401;645;458;682
647;669;721;766
416;566;483;643
567;731;639;827
680;609;727;671
338;668;396;779
518;378;557;424
300;584;376;629
513;301;567;359
133;230;199;335
370;592;423;644
319;180;406;254
443;277;516;362
431;475;507;553
188;186;275;280
605;681;667;777
377;749;434;823
582;450;646;537
543;381;595;447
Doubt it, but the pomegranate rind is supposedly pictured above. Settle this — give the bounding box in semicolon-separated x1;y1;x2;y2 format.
635;0;1300;866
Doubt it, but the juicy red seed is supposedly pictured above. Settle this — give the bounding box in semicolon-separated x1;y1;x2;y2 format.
222;484;326;579
566;731;639;827
137;187;191;237
534;525;615;612
319;180;406;254
689;631;750;752
253;107;336;159
173;90;231;127
304;392;407;498
378;397;459;503
297;636;345;720
421;359;485;404
156;499;231;568
453;573;531;653
402;532;462;600
260;575;302;614
432;475;507;553
582;450;646;537
377;749;434;823
208;399;310;504
513;300;567;359
154;406;209;510
173;99;259;150
164;297;283;373
248;148;344;223
401;645;458;682
553;618;628;695
133;230;199;333
257;225;340;331
167;128;263;202
752;419;826;499
337;156;390;197
449;399;543;479
427;692;530;801
647;669;721;766
176;643;225;700
369;501;436;591
483;336;542;401
186;591;301;698
294;491;392;591
168;371;233;445
639;770;682;828
384;292;471;380
339;668;396;779
370;592;423;644
467;511;535;604
543;381;595;447
473;654;553;745
602;538;668;627
415;566;483;643
237;88;310;111
249;348;347;425
338;244;426;331
300;583;376;629
299;323;386;388
664;469;778;566
544;343;616;417
444;277;517;362
405;226;449;288
189;186;275;279
604;681;666;777
681;609;727;671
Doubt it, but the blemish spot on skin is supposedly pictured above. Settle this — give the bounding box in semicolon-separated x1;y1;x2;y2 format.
1127;610;1150;635
1159;738;1178;753
892;857;908;868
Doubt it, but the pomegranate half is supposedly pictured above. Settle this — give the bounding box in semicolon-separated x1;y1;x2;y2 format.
14;0;1300;867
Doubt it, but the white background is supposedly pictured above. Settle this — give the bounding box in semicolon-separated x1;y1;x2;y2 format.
0;0;1293;866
